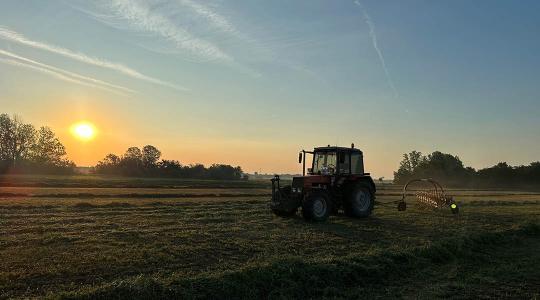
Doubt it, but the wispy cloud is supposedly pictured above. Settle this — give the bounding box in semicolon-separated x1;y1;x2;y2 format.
0;26;186;91
354;1;398;98
0;49;134;94
178;0;237;35
96;0;232;62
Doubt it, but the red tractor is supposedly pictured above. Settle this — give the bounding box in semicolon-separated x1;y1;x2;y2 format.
271;144;376;221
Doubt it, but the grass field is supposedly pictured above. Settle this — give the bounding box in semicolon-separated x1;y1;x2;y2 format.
0;175;539;299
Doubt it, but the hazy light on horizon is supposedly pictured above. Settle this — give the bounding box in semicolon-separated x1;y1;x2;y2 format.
1;0;540;177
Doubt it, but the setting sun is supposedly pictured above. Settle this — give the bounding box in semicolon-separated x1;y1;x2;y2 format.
71;122;96;141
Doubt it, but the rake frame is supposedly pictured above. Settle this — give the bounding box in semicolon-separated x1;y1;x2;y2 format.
397;178;458;214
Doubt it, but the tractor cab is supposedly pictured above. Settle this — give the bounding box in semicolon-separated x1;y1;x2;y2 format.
271;144;375;222
301;146;365;176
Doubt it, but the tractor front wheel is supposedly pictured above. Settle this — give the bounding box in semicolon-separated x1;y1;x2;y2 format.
302;192;330;222
344;185;374;218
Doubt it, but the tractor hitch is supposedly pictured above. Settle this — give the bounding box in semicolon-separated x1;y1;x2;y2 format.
270;175;300;216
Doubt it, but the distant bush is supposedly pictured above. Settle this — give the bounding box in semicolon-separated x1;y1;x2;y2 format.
394;150;540;188
0;114;75;175
95;145;243;180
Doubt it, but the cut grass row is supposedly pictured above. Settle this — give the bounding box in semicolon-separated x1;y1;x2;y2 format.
55;222;540;300
1;192;539;299
0;174;268;189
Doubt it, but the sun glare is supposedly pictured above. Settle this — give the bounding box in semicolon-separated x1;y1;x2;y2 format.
71;122;96;141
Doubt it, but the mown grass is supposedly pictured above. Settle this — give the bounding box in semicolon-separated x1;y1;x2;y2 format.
0;174;268;189
55;223;540;300
0;180;539;299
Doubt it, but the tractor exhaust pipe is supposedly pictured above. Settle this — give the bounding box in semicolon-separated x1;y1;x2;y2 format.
299;151;306;176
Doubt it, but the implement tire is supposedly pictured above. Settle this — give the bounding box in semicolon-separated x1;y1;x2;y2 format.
302;191;330;222
344;184;374;218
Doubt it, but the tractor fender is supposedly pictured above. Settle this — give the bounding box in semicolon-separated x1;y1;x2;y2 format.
344;177;376;197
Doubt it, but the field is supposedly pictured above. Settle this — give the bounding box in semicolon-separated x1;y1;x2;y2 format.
0;175;539;299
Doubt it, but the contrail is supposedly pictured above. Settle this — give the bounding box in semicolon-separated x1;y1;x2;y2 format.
0;49;135;94
0;26;187;91
0;58;130;95
354;1;398;98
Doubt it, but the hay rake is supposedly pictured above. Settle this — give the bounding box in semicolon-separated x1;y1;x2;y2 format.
397;178;459;214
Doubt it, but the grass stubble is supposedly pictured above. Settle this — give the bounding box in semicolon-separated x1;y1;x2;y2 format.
0;176;538;299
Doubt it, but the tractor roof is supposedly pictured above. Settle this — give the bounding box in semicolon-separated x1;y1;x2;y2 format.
314;146;363;154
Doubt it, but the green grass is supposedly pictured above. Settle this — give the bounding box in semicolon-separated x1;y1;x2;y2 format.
0;180;539;299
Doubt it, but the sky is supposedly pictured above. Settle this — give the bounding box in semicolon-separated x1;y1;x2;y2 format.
1;0;539;178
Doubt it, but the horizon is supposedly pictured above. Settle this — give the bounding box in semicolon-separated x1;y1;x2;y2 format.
2;0;540;178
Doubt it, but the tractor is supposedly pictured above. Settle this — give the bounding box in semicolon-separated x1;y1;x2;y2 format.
270;144;376;222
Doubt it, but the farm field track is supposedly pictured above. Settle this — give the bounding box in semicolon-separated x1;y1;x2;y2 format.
0;177;539;299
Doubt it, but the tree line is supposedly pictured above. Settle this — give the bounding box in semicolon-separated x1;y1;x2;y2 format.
0;114;244;180
394;150;540;188
3;114;540;186
94;145;244;180
0;114;75;174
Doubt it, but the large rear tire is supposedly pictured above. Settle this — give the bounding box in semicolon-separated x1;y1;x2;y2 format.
302;191;331;222
344;184;374;218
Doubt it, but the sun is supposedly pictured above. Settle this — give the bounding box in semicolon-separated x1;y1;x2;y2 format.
71;122;96;141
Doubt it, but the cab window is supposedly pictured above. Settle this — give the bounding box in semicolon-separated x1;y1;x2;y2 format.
338;152;350;174
312;151;337;174
351;153;364;174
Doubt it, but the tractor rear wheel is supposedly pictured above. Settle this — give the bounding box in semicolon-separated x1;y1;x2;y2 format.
302;192;330;222
344;184;374;218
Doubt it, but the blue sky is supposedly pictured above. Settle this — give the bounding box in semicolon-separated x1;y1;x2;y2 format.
1;0;539;177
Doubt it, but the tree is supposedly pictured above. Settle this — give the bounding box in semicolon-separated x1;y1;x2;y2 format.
0;114;74;174
157;159;182;177
124;147;142;160
207;164;243;180
184;163;206;178
142;145;161;169
31;126;66;165
95;154;121;175
13;117;37;165
0;114;36;167
104;153;121;166
0;114;13;163
93;146;243;180
393;151;426;184
394;150;473;185
418;151;471;185
120;147;143;176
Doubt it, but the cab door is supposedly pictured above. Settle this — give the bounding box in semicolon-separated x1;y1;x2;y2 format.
338;151;351;175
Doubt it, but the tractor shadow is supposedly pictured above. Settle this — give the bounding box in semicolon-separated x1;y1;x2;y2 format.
279;212;398;241
278;209;458;244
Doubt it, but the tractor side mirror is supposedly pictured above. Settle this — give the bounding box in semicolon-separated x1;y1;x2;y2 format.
298;152;303;163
